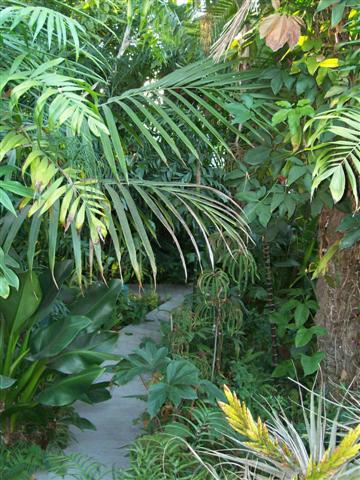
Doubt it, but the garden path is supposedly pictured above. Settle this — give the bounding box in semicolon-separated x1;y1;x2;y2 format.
36;284;191;479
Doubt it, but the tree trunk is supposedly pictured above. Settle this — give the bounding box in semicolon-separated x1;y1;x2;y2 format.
315;207;360;387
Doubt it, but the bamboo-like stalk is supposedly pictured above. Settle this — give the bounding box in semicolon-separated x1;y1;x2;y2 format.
263;239;279;366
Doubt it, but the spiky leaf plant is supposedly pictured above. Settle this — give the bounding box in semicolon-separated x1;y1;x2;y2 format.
216;385;360;480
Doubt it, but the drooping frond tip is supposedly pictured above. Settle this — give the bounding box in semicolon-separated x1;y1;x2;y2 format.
210;0;256;62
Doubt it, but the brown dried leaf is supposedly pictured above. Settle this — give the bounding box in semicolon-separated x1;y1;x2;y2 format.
259;14;281;39
286;16;302;48
259;14;304;51
271;0;280;9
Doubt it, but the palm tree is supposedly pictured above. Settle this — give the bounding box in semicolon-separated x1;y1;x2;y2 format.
0;0;255;292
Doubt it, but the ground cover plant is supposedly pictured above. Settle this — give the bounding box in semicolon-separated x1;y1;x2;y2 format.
0;0;359;479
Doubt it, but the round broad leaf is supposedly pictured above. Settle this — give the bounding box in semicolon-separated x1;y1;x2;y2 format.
301;352;325;376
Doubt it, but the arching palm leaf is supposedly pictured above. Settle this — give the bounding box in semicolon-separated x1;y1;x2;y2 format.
307;107;360;209
106;59;262;160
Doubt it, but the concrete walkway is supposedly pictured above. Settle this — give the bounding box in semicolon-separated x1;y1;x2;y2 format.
36;284;190;479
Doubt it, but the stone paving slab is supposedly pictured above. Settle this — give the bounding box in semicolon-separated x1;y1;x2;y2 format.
36;284;190;479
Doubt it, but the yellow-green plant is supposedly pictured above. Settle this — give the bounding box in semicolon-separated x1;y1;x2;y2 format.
218;386;360;480
219;386;294;465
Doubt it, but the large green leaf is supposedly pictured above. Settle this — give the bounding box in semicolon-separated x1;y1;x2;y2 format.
295;326;327;348
114;341;170;385
30;315;91;359
70;330;119;353
49;350;120;374
147;360;199;417
37;367;104;406
148;383;168;417
0;271;42;334
31;260;73;324
70;279;123;331
80;381;112;404
301;352;325;376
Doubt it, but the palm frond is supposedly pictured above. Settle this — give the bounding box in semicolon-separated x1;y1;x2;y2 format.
0;2;84;58
0;2;252;287
0;175;250;286
107;59;262;161
0;57;108;138
306;107;360;210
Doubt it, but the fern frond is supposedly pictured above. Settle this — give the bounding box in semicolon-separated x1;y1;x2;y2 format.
47;452;112;479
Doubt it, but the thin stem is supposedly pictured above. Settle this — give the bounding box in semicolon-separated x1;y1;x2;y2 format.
263;238;279;366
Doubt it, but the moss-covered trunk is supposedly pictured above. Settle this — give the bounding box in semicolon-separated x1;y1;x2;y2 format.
315;207;360;386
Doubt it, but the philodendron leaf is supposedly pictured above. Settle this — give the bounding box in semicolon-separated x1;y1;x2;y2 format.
294;303;310;326
37;367;104;406
272;360;296;378
295;328;314;347
301;352;325;376
295;326;327;347
0;374;16;389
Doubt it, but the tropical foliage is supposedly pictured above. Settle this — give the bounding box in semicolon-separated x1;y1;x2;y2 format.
0;0;359;478
0;0;251;290
0;261;121;443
